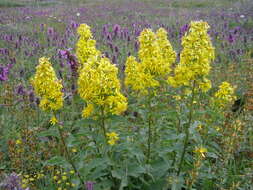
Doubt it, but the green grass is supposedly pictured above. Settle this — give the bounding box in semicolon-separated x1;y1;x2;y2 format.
0;0;24;7
0;0;59;8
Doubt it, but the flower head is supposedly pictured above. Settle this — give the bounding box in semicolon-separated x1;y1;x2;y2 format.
76;24;100;68
31;57;63;112
214;81;236;108
78;56;127;117
50;116;58;125
125;28;176;95
168;21;215;92
106;132;119;145
194;146;207;158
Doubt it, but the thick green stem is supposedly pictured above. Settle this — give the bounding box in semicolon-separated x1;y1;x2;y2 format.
100;107;107;139
88;125;100;154
177;81;196;176
147;94;152;164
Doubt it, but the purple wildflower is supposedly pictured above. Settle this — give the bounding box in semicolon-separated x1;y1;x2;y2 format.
85;181;95;190
17;84;25;95
28;91;35;102
47;27;54;36
0;65;10;81
179;24;189;38
113;24;121;37
70;20;79;29
227;33;235;43
0;173;29;190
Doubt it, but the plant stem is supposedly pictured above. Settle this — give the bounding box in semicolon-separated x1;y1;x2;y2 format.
177;81;196;176
57;124;86;189
147;94;152;164
88;125;100;154
100;107;107;139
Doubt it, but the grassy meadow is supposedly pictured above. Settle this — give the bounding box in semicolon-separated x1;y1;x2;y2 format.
0;0;253;189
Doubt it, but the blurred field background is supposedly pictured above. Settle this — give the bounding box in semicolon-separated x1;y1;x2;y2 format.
0;0;253;189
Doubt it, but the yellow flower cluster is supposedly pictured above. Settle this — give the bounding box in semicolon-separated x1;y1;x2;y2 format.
78;55;127;117
53;170;76;189
106;132;119;145
31;57;63;112
125;28;176;95
214;81;236;107
50;115;58;125
168;21;215;92
22;172;45;189
76;24;100;68
194;146;207;158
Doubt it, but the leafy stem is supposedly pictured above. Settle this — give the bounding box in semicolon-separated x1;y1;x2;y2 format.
177;80;196;176
54;113;86;189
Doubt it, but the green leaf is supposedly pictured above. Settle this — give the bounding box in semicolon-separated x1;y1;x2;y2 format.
37;128;59;138
111;169;124;179
43;156;69;167
128;164;146;177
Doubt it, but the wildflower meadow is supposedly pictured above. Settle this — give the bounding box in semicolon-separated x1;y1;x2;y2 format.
0;0;252;189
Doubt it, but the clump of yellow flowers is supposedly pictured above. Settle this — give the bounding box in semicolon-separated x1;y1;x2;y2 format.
194;146;207;158
168;21;215;92
76;23;100;68
125;28;176;95
31;57;63;112
77;24;127;118
106;132;119;145
214;81;236;107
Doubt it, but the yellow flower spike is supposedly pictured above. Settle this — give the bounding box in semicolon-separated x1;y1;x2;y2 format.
76;23;100;68
78;56;127;117
214;81;236;108
53;176;58;180
62;176;67;181
168;21;214;92
71;183;76;187
50;115;58;125
31;57;64;112
57;180;62;184
69;170;75;174
71;148;77;153
125;27;176;95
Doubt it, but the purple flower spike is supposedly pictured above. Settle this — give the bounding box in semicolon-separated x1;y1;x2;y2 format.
85;181;95;190
28;91;35;102
0;65;10;81
227;34;235;43
47;27;54;36
107;33;112;41
179;24;189;38
70;20;79;29
113;24;121;37
59;49;68;58
0;172;30;190
17;85;25;95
